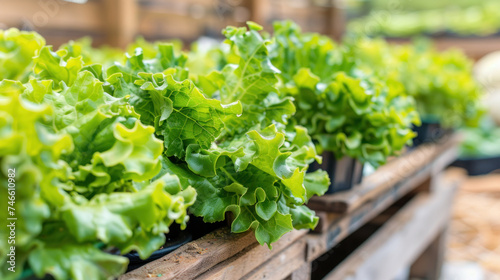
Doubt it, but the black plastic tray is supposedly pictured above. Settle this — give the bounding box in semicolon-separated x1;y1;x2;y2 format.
452;155;500;176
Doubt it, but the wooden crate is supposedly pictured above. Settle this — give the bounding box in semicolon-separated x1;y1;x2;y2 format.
120;135;463;280
307;133;460;215
120;228;308;280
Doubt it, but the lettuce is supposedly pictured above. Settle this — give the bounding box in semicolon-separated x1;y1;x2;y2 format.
348;38;483;128
0;29;45;82
184;23;330;246
0;47;196;280
60;37;125;67
269;21;420;167
105;45;242;159
102;23;330;248
348;1;500;37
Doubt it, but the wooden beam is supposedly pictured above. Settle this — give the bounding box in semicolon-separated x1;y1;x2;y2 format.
121;228;307;280
323;170;464;280
329;0;346;40
119;227;256;280
248;0;267;26
103;0;138;48
307;134;460;213
409;228;448;279
0;0;103;32
239;239;307;280
193;230;307;280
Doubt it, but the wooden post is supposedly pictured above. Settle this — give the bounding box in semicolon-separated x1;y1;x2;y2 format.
103;0;138;48
247;0;267;28
329;0;345;41
409;228;448;280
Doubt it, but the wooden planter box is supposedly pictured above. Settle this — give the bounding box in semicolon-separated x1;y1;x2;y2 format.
120;134;463;280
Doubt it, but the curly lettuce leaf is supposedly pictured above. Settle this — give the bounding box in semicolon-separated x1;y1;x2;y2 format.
195;23;294;135
161;158;298;247
179;23;329;246
1;60;197;279
181;123;329;247
33;46;84;88
270;22;420;166
0;82;71;280
60;37;125;67
133;73;242;158
29;243;128;280
105;46;243;159
348;37;482;128
0;28;45;81
22;70;165;195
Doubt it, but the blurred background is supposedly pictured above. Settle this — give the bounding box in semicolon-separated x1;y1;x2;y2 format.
2;0;500;58
2;0;500;279
0;0;345;48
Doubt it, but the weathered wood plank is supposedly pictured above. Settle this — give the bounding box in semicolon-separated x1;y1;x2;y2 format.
194;230;307;280
306;163;432;246
240;239;307;280
409;228;447;279
120;227;256;280
121;228;307;280
0;0;104;32
323;169;464;280
288;263;311;280
307;134;460;213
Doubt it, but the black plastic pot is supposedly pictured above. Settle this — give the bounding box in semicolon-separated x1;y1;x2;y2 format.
451;155;500;176
309;152;364;194
188;215;225;240
412;121;452;147
123;224;192;272
123;215;225;272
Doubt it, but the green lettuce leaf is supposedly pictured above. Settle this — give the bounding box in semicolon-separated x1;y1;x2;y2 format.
270;21;420;167
0;28;45;82
194;23;294;135
0;57;197;279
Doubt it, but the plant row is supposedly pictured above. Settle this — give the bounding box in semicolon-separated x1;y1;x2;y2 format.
0;21;482;280
349;1;500;38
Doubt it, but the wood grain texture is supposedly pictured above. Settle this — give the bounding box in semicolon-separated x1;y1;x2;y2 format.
121;229;307;280
194;230;307;280
120;227;256;280
288;263;311;280
240;239;307;280
409;228;447;279
323;169;465;280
